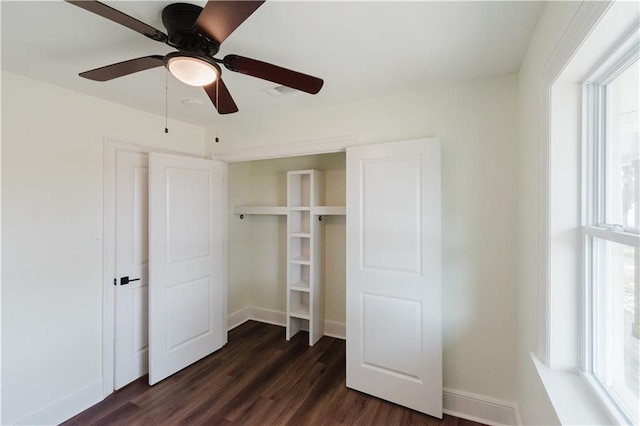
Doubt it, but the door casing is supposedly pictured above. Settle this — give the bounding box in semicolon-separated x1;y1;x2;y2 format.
103;135;357;398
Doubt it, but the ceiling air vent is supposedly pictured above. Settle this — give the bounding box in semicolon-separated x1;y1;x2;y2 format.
263;85;298;97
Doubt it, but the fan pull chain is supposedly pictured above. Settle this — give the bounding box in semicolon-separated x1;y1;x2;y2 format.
164;70;169;134
215;79;220;143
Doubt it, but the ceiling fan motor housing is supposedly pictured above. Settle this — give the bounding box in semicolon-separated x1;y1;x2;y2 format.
162;3;219;57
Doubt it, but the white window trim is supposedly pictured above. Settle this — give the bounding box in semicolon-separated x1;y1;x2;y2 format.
538;0;614;368
536;1;640;424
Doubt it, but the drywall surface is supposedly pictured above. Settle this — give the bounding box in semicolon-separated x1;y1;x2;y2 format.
210;74;519;402
227;153;346;324
1;72;204;424
227;161;254;317
515;2;582;424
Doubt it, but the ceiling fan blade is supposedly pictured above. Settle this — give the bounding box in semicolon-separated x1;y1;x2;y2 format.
223;54;324;95
79;55;165;82
204;78;239;114
65;0;167;42
195;1;265;45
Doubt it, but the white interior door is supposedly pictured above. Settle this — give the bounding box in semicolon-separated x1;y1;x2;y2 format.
148;153;227;385
114;150;149;389
346;138;442;417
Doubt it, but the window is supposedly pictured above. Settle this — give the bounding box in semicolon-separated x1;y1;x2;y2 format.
584;31;639;424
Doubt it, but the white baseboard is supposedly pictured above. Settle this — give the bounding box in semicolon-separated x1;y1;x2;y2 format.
443;387;521;426
227;306;251;330
249;306;287;326
324;320;346;339
228;306;345;339
13;380;103;425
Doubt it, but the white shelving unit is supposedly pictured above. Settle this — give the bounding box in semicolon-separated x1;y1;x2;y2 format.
286;170;325;345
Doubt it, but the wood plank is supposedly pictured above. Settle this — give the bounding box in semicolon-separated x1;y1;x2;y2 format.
63;321;487;426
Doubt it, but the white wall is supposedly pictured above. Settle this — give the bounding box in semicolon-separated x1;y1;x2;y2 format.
209;74;520;403
1;71;205;424
227;161;253;317
515;2;583;424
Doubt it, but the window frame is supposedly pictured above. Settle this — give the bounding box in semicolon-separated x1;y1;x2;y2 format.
582;24;639;425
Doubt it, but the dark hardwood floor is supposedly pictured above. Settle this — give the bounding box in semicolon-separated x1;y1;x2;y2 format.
64;321;485;426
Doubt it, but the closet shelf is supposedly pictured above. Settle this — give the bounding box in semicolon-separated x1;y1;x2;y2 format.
233;206;287;216
234;205;345;217
290;232;311;238
289;306;310;319
290;256;311;265
314;206;346;215
289;280;310;291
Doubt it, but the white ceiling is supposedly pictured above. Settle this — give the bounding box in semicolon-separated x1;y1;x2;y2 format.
1;1;544;127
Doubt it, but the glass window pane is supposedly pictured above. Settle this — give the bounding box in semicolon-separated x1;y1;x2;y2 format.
605;59;639;229
592;237;639;422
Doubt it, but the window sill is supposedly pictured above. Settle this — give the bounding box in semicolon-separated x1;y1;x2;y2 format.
531;353;620;425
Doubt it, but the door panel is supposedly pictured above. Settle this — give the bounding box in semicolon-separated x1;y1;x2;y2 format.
346;138;442;417
362;293;422;378
115;151;149;389
148;153;227;385
362;157;421;273
166;168;211;263
166;277;212;350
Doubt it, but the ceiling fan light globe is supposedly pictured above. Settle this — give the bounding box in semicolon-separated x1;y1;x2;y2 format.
167;56;219;87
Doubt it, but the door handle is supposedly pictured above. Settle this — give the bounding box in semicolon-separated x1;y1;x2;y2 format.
120;276;141;285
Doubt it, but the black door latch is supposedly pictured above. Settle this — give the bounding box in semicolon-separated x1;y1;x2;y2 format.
120;276;141;285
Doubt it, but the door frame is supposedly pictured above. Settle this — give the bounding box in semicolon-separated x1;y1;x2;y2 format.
102;135;358;397
102;139;202;397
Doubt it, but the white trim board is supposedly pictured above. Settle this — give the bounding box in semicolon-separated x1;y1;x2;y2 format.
228;306;346;340
323;320;346;339
227;310;519;426
537;0;612;366
443;388;521;426
12;381;103;426
211;135;357;163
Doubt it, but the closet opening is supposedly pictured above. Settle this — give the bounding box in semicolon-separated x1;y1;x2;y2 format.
227;152;347;342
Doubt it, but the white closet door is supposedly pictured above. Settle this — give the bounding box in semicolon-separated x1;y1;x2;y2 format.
114;150;149;389
346;138;442;417
148;153;227;385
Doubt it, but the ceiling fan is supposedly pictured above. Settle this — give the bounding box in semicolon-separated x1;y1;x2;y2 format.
65;0;324;114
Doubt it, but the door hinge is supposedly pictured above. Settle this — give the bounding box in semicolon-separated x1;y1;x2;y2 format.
113;278;117;286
